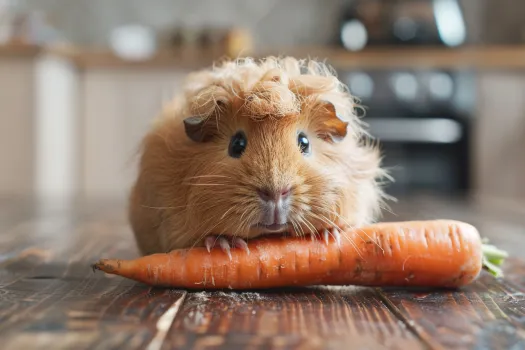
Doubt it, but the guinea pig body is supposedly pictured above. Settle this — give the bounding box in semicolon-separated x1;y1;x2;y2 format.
128;57;389;255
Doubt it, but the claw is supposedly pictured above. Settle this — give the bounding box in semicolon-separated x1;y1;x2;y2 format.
203;236;246;259
332;227;341;247
323;229;330;245
321;228;342;247
204;236;232;259
219;238;232;261
204;236;216;253
233;237;250;255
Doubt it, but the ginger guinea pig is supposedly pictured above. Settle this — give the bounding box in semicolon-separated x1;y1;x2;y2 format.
128;56;388;256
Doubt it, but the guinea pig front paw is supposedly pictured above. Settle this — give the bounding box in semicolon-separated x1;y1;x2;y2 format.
204;235;250;260
323;227;342;247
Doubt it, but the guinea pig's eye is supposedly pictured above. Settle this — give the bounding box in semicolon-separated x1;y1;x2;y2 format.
297;132;310;155
228;131;247;158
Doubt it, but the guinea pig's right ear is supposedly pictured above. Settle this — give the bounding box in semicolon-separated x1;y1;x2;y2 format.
316;100;349;143
183;116;214;143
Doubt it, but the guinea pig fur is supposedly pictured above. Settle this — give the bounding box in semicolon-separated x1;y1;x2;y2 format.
128;56;390;255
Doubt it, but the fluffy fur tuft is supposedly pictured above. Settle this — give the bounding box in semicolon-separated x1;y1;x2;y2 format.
129;56;391;255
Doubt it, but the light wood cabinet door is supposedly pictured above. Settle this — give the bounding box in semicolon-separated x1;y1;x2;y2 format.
0;58;35;196
81;68;187;198
473;71;525;201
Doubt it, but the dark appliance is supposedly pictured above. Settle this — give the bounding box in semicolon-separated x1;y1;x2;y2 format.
335;0;474;197
337;0;467;50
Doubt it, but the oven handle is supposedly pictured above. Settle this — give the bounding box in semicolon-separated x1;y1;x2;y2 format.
364;118;463;143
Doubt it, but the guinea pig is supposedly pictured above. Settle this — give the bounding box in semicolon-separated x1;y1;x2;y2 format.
128;56;390;257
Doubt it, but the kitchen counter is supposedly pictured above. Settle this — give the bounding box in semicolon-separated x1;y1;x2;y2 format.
0;42;41;58
265;45;525;70
4;42;525;70
56;44;525;70
2;193;525;349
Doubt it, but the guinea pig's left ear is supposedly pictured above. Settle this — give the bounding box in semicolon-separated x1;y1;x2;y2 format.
183;116;214;143
317;100;349;143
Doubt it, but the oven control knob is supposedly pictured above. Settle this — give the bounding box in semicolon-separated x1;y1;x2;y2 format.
348;72;374;100
391;72;418;101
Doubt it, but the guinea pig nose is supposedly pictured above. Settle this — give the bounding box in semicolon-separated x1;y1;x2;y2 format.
257;186;291;202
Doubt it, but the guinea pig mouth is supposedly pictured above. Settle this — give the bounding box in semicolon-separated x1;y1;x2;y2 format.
253;223;289;233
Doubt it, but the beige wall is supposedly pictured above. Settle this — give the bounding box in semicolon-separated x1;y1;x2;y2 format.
0;57;35;196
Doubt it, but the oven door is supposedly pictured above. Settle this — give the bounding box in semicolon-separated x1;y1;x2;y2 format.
365;117;470;195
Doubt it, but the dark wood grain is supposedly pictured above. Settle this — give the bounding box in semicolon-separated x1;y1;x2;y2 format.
2;194;525;349
0;197;190;350
377;270;525;350
163;288;425;350
376;195;525;349
500;258;525;292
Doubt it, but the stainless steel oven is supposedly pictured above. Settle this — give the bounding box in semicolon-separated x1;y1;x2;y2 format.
338;68;475;196
335;0;474;196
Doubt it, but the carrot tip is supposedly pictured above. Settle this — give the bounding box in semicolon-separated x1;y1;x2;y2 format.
92;259;117;274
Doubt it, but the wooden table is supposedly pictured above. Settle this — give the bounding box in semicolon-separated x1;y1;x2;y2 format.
2;194;525;350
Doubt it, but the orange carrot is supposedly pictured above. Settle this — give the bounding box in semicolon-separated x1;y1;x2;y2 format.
92;220;488;290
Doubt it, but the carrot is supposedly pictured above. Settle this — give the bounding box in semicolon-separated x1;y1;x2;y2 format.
92;220;505;290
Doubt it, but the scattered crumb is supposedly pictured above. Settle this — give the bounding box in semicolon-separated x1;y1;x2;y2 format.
213;291;266;302
193;291;210;302
309;285;364;294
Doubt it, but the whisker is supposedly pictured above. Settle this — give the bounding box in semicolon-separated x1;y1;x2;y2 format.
140;204;188;210
232;207;255;237
323;211;383;252
379;204;397;217
220;206;237;220
308;211;343;233
312;212;342;230
239;206;255;222
289;218;300;237
188;217;228;251
295;215;315;239
327;215;382;255
184;183;232;187
305;206;367;258
186;175;232;180
239;211;258;237
302;216;320;240
289;210;307;238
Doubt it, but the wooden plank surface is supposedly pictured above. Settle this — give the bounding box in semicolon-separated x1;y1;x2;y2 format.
163;288;424;350
378;270;525;350
1;195;525;350
0;197;188;350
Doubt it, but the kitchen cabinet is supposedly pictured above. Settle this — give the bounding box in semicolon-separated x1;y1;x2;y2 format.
0;55;36;196
0;47;78;199
0;45;190;199
473;71;525;201
80;67;187;198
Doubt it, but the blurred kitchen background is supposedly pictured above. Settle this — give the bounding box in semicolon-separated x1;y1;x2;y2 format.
1;0;525;204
